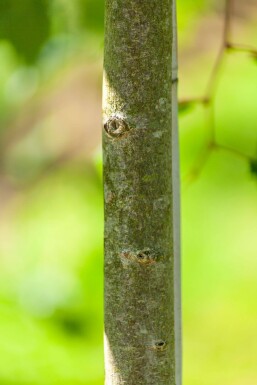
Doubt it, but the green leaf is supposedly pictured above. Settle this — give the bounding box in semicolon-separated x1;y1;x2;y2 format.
0;0;50;62
178;100;195;114
79;0;104;32
250;159;257;177
251;52;257;64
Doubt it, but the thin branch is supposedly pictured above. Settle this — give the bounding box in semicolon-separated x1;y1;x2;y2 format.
214;142;256;162
224;0;233;43
206;48;225;102
181;0;257;188
226;42;257;56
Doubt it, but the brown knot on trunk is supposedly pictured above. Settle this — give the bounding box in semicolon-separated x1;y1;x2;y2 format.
104;117;130;138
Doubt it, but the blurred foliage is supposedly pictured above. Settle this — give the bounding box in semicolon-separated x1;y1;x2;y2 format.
79;0;104;32
0;0;50;62
0;0;256;385
250;159;257;176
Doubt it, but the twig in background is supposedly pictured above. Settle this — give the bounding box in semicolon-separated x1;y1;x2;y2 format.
181;0;257;188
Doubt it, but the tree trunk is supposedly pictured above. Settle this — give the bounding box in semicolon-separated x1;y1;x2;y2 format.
103;1;181;384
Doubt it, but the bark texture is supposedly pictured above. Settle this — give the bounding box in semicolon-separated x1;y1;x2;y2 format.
103;1;180;384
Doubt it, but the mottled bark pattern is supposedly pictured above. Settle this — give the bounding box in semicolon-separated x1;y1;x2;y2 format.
103;1;177;384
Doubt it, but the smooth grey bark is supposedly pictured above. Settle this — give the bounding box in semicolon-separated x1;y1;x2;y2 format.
103;1;181;384
172;4;182;385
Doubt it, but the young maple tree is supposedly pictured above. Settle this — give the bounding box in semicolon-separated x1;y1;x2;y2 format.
103;1;181;384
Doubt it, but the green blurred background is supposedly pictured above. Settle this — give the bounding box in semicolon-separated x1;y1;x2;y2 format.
0;0;256;384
